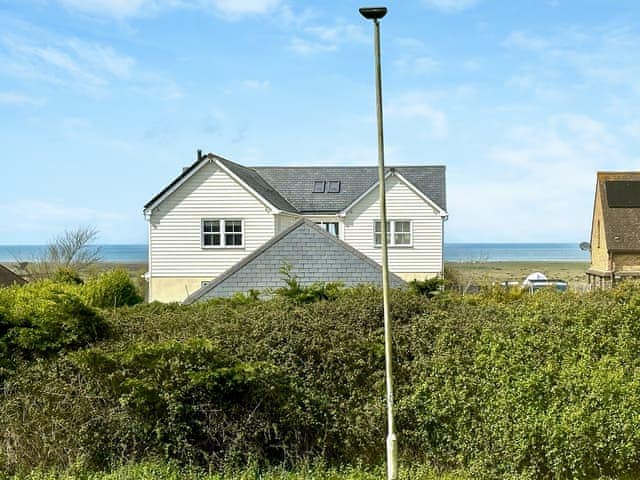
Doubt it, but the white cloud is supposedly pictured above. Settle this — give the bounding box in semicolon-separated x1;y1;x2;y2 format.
624;122;640;140
55;0;281;19
288;22;368;55
210;0;280;16
288;37;337;55
55;0;177;18
447;113;639;242
421;0;482;13
0;91;44;106
0;33;135;93
242;79;270;89
503;31;550;51
386;93;448;139
0;27;182;100
394;55;439;75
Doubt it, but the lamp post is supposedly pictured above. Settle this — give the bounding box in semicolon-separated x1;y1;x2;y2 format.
359;6;397;480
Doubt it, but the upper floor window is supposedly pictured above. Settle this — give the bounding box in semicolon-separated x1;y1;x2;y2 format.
327;181;341;193
313;181;326;193
374;220;412;247
203;219;243;248
315;222;339;237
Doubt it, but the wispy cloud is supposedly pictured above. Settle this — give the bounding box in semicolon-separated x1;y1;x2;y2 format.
421;0;482;13
55;0;282;19
0;23;182;100
386;93;448;139
242;79;270;90
504;25;640;95
210;0;281;17
0;31;134;94
394;55;440;75
288;21;368;55
448;113;638;242
0;91;44;106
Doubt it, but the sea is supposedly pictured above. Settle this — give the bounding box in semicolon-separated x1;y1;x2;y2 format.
0;243;590;263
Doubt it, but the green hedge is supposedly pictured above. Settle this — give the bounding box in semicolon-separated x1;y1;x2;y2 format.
4;284;640;479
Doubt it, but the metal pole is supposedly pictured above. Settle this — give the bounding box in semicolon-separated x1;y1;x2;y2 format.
372;16;397;480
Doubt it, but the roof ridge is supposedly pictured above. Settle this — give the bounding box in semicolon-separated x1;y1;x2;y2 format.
254;165;446;169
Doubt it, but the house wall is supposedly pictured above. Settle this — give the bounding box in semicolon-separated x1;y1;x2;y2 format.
343;174;444;280
148;162;275;302
590;185;610;272
612;253;640;272
274;213;300;234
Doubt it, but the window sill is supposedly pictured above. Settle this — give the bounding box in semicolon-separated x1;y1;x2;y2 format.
202;246;246;249
374;245;414;249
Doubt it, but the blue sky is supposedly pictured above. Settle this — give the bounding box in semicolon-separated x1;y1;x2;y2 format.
1;0;639;244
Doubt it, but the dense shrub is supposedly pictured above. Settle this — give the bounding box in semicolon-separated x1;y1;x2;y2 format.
50;267;84;285
5;283;640;479
409;276;445;296
0;281;107;377
396;286;640;479
273;264;343;303
82;269;142;308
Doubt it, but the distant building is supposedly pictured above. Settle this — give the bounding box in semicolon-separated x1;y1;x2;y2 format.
143;152;447;302
0;264;26;287
587;172;640;287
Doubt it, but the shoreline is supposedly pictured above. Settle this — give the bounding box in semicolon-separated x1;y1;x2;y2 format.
2;260;590;286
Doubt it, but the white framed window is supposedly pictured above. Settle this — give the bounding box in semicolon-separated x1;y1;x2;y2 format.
374;220;412;247
315;222;339;237
202;219;244;248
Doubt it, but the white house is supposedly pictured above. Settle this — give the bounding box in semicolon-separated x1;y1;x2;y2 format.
143;152;447;303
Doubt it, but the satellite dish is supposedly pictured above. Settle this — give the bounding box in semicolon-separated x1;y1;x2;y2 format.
579;242;591;252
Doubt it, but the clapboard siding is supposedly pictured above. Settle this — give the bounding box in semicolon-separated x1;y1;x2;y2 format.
149;163;275;277
343;175;443;274
274;213;300;234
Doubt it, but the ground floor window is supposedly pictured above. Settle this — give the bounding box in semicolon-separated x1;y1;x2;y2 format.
202;219;243;247
374;220;412;247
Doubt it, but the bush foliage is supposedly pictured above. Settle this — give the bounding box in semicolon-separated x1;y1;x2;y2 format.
81;269;143;308
0;281;107;378
4;282;640;479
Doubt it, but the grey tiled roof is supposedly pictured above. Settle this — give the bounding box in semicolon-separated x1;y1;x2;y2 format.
255;165;446;213
144;152;446;215
184;219;406;303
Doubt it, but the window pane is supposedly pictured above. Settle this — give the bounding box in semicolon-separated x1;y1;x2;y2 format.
313;181;326;193
395;233;411;245
225;220;242;233
204;233;220;246
326;222;339;236
395;221;410;233
203;220;220;233
374;221;391;246
225;233;242;246
327;181;341;193
394;221;411;245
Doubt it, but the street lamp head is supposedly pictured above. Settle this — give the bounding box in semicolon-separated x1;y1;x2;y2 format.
359;6;387;20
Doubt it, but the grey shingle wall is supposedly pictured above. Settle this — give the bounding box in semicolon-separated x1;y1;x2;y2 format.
195;222;405;300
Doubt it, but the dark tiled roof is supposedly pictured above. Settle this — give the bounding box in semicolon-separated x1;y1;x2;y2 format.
184;219;406;303
255;165;446;213
598;172;640;251
144;152;447;215
0;264;26;287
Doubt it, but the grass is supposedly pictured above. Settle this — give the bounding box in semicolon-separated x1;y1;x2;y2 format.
5;462;472;480
446;261;589;288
